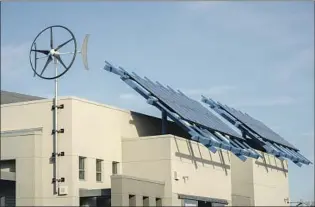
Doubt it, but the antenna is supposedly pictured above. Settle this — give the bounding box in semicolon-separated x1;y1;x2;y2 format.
29;25;90;195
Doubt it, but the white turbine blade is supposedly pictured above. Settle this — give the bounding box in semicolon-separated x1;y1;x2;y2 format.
58;52;76;55
81;34;90;70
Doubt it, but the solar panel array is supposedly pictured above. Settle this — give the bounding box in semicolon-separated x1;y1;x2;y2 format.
217;103;297;149
104;61;310;165
202;97;312;166
130;72;243;140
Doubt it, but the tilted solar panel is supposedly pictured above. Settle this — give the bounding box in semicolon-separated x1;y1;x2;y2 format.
103;62;283;161
217;103;297;150
130;73;243;140
103;61;311;165
202;97;312;166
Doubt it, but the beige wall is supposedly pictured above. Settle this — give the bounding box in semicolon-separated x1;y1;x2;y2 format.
231;153;255;206
1;129;42;206
71;98;125;195
1;128;78;206
230;150;290;206
69;98;167;194
122;135;173;205
170;136;232;205
0;97;171;206
252;152;289;206
122;135;232;206
111;174;164;206
1;98;77;205
1;97;291;206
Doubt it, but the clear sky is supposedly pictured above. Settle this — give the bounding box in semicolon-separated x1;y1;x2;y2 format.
1;1;314;202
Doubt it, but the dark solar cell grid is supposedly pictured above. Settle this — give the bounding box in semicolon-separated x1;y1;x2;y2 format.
130;73;243;140
219;104;296;149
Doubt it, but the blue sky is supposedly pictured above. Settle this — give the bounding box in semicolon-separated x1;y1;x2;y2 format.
1;1;314;202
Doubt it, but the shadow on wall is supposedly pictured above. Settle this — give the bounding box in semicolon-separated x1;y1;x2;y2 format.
129;111;230;175
255;152;288;177
174;138;230;176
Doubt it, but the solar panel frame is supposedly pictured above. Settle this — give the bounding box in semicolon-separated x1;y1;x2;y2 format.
201;97;314;166
130;73;244;140
217;103;297;150
105;62;306;165
103;62;269;162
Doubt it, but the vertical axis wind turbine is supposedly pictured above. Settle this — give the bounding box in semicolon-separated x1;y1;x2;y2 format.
29;25;90;195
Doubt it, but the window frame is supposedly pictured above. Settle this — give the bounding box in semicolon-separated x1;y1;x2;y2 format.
156;197;162;206
112;161;119;175
143;196;149;206
96;159;103;182
129;195;136;206
79;156;86;180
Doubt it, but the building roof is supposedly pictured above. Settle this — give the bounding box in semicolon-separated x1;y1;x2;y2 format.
1;90;45;105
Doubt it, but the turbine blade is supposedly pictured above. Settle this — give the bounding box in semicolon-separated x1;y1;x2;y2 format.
54;54;67;70
31;49;50;55
55;38;74;51
50;27;53;49
40;55;53;76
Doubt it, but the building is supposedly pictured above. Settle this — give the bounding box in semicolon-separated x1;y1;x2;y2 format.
0;89;298;206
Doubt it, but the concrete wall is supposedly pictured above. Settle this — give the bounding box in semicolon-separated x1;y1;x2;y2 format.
252;152;289;206
1;96;291;206
170;136;232;205
1;128;57;206
122;135;232;206
0;97;174;206
1;98;76;206
71;98;126;196
122;135;173;205
111;174;164;206
230;153;255;206
230;150;290;206
69;98;167;195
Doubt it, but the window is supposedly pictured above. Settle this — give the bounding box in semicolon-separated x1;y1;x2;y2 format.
143;196;149;206
79;156;86;180
156;198;162;206
112;161;119;175
129;195;136;206
0;160;15;172
96;159;103;182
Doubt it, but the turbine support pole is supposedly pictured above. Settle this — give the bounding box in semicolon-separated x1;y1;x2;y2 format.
29;25;87;195
53;58;59;194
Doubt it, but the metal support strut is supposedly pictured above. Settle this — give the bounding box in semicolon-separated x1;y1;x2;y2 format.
162;110;167;134
103;61;255;162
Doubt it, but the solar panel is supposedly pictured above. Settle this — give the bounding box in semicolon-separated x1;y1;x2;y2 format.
202;96;312;166
130;73;243;140
216;102;296;150
103;62;262;162
104;62;311;165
